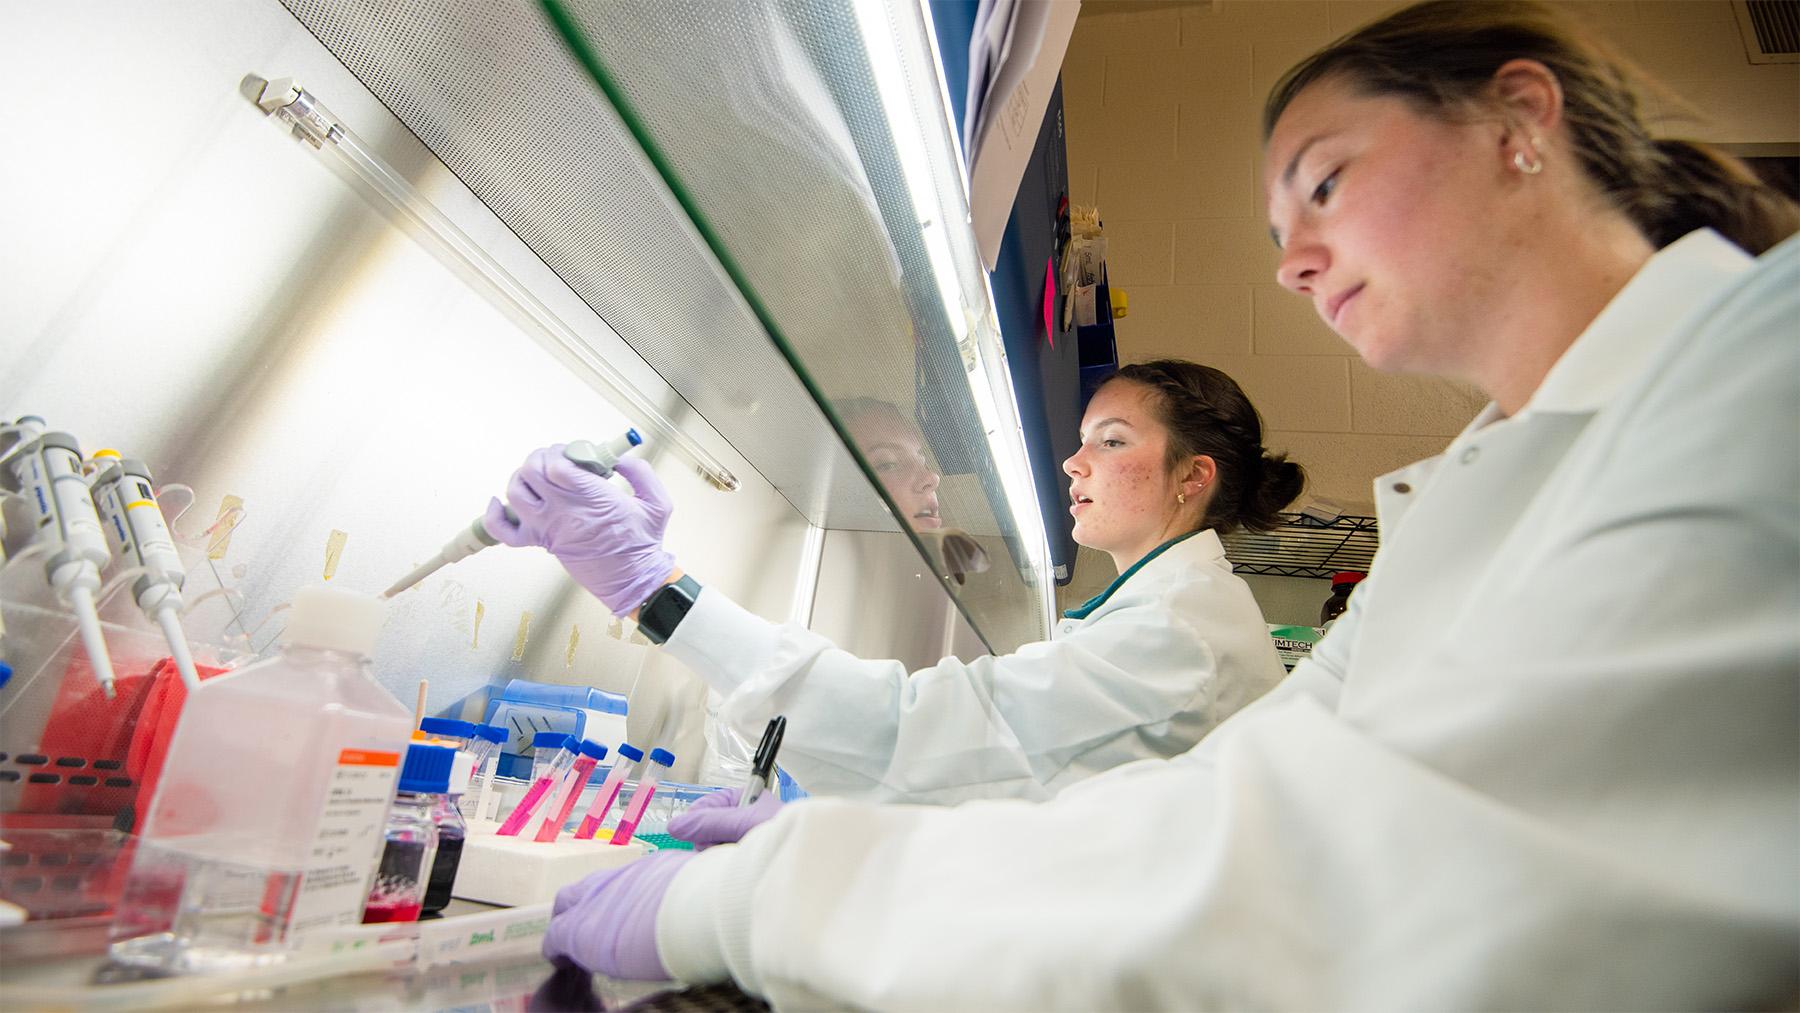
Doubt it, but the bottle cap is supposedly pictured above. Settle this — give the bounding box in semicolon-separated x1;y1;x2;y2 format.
420;717;476;740
649;748;675;767
615;742;645;763
579;741;608;761
281;585;388;656
532;731;574;752
397;743;456;794
1331;571;1366;587
475;724;508;745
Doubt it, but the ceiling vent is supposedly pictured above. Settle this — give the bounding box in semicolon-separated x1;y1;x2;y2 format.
1733;1;1800;63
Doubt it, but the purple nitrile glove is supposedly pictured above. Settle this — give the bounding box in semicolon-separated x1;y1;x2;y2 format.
485;447;677;617
541;850;696;980
666;787;784;850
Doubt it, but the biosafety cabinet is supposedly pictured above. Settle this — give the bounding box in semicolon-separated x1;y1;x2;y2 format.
0;0;1057;991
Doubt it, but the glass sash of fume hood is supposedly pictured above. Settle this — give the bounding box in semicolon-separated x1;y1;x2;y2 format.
542;0;1053;650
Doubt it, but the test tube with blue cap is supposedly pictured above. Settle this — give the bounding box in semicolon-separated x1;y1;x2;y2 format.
496;732;578;836
379;429;642;599
532;740;608;843
461;724;508;822
573;742;643;840
418;717;476;748
609;748;676;847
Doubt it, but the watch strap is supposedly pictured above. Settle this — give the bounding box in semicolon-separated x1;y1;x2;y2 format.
639;574;701;645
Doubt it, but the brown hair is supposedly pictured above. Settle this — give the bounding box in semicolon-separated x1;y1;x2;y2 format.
1102;361;1305;535
1263;0;1799;255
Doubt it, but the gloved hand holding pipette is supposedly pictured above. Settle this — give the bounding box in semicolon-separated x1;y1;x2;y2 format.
380;430;643;600
482;444;676;617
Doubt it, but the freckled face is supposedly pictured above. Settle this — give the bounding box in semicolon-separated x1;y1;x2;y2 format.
1063;381;1181;567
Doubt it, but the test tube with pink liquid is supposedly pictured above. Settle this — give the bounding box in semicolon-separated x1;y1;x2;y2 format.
496;732;577;836
573;742;643;840
531;740;607;842
609;748;675;846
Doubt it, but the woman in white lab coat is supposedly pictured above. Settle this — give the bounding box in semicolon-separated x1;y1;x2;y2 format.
538;1;1800;1005
490;359;1305;803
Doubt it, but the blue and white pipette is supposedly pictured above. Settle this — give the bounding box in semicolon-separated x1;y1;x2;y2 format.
380;429;641;599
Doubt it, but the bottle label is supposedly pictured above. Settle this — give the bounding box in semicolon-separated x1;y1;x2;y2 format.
287;748;401;936
1268;624;1326;671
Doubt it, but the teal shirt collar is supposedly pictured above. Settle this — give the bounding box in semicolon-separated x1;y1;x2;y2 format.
1062;530;1204;621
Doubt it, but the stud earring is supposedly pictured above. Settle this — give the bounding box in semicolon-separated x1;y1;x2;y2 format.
1513;137;1544;175
1176;492;1187;505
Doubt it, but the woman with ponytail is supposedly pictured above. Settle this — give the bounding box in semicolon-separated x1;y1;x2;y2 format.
541;4;1796;1006
498;355;1302;812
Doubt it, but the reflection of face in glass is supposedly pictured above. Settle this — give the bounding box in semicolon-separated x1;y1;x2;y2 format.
842;401;942;530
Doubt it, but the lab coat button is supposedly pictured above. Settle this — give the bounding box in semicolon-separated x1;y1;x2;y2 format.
1392;482;1412;494
1460;446;1480;464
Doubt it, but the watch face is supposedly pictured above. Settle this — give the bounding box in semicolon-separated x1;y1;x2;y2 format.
642;578;697;643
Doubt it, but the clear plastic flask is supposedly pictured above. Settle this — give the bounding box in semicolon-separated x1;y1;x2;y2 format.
108;586;413;974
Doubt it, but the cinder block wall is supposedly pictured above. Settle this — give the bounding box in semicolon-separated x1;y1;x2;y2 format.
1056;0;1798;618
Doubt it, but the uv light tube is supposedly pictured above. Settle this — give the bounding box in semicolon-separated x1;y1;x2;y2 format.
250;77;738;494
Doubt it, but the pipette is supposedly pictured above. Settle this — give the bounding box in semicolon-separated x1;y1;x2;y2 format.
380;429;642;599
1;418;117;698
88;451;201;692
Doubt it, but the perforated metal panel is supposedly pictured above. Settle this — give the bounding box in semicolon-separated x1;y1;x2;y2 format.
279;0;887;529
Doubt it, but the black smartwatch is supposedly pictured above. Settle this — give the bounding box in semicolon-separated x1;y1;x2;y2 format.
638;574;701;645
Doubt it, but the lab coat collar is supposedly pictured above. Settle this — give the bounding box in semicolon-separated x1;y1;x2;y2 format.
1519;229;1752;417
1375;230;1752;526
1062;529;1221;620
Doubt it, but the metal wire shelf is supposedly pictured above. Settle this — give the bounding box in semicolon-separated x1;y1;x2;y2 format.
1221;512;1379;579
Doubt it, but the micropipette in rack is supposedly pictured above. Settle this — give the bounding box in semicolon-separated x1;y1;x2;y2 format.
87;451;202;691
1;417;118;698
380;429;642;599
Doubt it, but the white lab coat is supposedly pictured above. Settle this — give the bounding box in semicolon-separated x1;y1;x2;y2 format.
656;231;1800;1010
662;529;1285;803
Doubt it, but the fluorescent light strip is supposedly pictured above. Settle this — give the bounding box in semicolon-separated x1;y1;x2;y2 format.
253;76;740;493
852;3;1053;627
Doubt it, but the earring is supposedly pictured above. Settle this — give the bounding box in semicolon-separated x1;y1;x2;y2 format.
1176;492;1187;505
1513;137;1544;175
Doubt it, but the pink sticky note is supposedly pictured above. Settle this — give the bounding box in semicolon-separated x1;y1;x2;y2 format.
1043;258;1056;347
